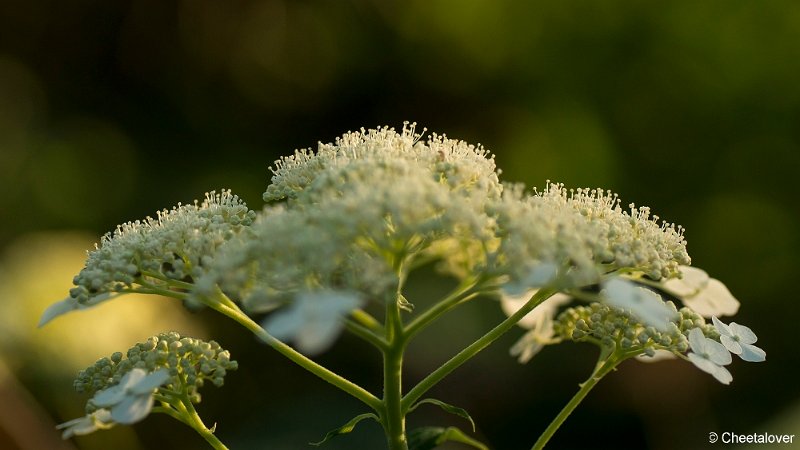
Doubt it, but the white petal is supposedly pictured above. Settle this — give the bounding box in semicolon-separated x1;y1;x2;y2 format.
111;394;155;424
720;335;743;354
522;262;558;288
687;353;732;384
663;266;709;297
38;293;115;327
705;339;732;366
636;349;676;363
121;368;147;389
711;316;732;337
500;290;570;329
57;410;114;439
57;416;94;439
729;322;758;344
263;305;304;342
131;369;170;394
510;327;555;364
92;385;126;407
738;343;766;362
502;262;559;295
264;290;362;355
687;352;718;374
603;278;676;331
687;328;706;353
684;279;740;317
296;318;342;355
38;298;79;327
710;364;733;385
94;409;113;423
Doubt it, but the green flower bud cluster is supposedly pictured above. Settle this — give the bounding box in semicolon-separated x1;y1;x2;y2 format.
74;332;237;410
70;190;255;305
554;302;717;357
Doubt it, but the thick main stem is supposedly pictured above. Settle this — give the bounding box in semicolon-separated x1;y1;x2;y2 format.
382;290;409;450
530;356;620;450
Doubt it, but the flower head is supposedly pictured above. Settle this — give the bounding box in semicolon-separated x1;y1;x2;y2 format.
491;183;691;293
74;332;237;401
40;190;255;325
264;123;502;204
60;332;238;438
199;126;502;327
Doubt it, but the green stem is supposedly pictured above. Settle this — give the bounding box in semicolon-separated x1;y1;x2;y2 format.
179;393;229;450
404;278;481;339
351;308;384;333
207;289;382;412
531;355;621;450
346;319;389;351
152;405;191;426
402;288;556;411
382;292;409;450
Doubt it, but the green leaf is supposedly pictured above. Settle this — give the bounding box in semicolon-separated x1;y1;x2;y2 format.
409;398;476;431
408;426;489;450
310;413;379;446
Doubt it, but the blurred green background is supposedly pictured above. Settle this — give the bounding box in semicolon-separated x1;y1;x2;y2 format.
1;1;798;449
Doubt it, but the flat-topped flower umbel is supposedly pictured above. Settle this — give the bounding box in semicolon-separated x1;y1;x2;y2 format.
41;124;764;450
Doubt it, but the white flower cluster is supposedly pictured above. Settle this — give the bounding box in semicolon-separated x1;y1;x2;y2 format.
39;190;255;326
264;123;502;204
40;124;760;368
200;125;505;352
491;183;691;294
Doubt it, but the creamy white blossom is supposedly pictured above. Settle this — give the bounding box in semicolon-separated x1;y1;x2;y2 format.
264;123;502;204
201;126;500;312
686;328;733;384
56;409;114;439
501;290;571;362
92;368;170;424
712;317;766;362
491;182;691;293
662;266;740;317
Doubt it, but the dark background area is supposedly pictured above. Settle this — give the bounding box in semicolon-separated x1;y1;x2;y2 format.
1;1;798;449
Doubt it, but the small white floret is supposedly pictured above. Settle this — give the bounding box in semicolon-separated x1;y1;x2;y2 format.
712;316;766;362
92;368;170;424
686;328;733;384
